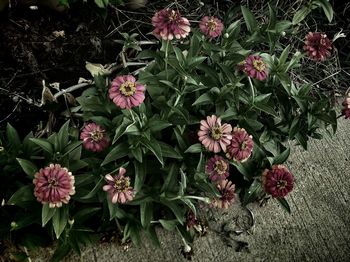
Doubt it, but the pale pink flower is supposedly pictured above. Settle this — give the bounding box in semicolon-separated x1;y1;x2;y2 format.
152;8;191;40
244;55;268;80
80;122;110;152
33;164;75;208
199;16;224;38
198;115;232;153
103;167;134;204
211;179;235;209
109;75;145;109
262;165;294;198
206;155;230;182
304;32;332;61
225;127;254;162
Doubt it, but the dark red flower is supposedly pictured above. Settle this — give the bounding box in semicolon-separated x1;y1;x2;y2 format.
211;179;235;209
225;127;254;162
304;32;332;61
262;165;294;198
80;122;110;152
206;155;230;182
342;95;350;119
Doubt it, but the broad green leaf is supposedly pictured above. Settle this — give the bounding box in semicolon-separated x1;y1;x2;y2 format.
101;142;129;166
6;123;21;149
148;119;172;132
112;118;134;144
107;199;127;220
184;143;202;153
145;226;160;247
140;202;153;228
50;243;72;262
272;147;290;165
292;6;311;25
62;141;83;157
134;161;146;192
73;207;101;224
80;177;104;200
159;141;183;159
29;138;53;154
243;179;263;205
52;206;69;239
57;120;70;152
42;204;57;227
192;93;213;106
159;219;178;231
8;185;35;206
316;0;333;22
241;6;258;32
276;197;291;213
140;137;164;166
16;158;38;178
160;199;184;224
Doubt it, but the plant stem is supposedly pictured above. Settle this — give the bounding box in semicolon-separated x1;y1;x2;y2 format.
248;77;255;104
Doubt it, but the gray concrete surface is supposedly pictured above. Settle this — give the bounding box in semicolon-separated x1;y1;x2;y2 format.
38;118;350;262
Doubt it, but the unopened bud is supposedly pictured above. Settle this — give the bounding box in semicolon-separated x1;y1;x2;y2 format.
68;219;75;226
10;221;18;228
281;31;286;36
224;33;229;39
294;51;301;56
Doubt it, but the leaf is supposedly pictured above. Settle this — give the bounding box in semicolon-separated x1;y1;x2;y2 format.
317;0;333;22
184;143;202;153
101;142;129;166
253;102;278;117
94;0;108;8
159;142;183;159
160;199;184;224
80;177;104;200
278;45;290;66
134;161;146;192
16;158;38;178
241;6;258;32
112;118;134;144
292;6;311;25
243;180;263;205
295;132;308;150
73;207;101;224
50;243;72;262
42;204;57;227
52;206;69;239
107;199;127;220
272;147;290;165
29;138;53;154
276;197;291;213
148;119;172;132
6;123;21;149
140;137;164;166
140;202;153;228
192;93;213;106
180;198;196;218
8;185;35;206
57;120;70;152
145;226;160;247
289;117;300;139
159;219;179;231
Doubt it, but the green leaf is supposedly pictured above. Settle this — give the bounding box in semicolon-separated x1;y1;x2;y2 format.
29;138;54;154
16;158;38;178
278;45;290;66
6;123;21;149
112;118;134;144
180;198;196;218
159;219;179;231
253;102;278;117
134;161;146;192
74;207;101;224
289;117;300;139
292;6;311;25
101;142;129;166
140;202;153;228
295;132;308;150
272;147;290;165
107;199;127;220
51;244;71;262
131;147;143;163
317;0;333;22
160;199;184;225
81;177;104;200
243;179;263;205
57;120;70;152
145;226;160;247
159;142;183;159
241;6;258;32
94;0;108;8
162;163;179;192
42;204;57;227
140;137;164;166
148;119;172;132
192;93;213;106
52;206;69;239
276;197;291;213
184;143;202;153
8;185;35;206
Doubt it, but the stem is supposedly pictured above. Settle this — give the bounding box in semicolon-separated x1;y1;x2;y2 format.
248;77;255;104
165;40;169;80
53;82;93;100
129;109;136;123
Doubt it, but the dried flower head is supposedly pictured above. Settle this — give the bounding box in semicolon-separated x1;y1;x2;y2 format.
262;165;294;198
244;55;268;80
80;122;110;152
103;167;134;204
211;179;235;209
199;16;224;38
206;155;230;182
198;115;232;153
109;75;145;109
33;164;75;208
152;8;191;40
304;32;332;61
225;127;254;162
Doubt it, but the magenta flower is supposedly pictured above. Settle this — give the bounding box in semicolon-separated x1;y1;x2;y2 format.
186;210;197;230
244;55;268;80
109;75;145;109
33;164;75;208
206;155;230;182
103;167;134;204
80;122;110;152
304;32;332;61
199;16;224;38
198;115;232;153
211;179;235;209
342;97;350;119
225;127;254;162
152;8;191;40
262;165;294;198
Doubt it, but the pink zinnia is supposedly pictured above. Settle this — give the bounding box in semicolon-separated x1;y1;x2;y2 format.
244;55;268;80
304;32;332;61
225;127;254;162
33;164;75;208
199;16;224;38
206;155;230;182
341;94;350;119
198;115;232;153
103;167;134;204
262;165;294;198
211;179;235;209
80;122;110;152
109;75;145;109
152;8;191;40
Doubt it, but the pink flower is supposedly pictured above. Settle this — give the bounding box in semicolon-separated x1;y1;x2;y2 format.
342;94;350;119
152;8;191;40
244;55;268;80
225;127;254;162
262;165;294;198
199;16;224;38
304;32;332;61
206;155;230;182
80;122;110;152
103;167;134;204
109;75;145;109
33;164;75;208
211;179;235;209
198;115;232;153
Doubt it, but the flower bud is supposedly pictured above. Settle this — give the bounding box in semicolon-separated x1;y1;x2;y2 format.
224;33;229;39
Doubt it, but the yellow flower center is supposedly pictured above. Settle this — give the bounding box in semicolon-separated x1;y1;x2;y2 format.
277;180;287;189
48;178;59;188
90;130;104;142
252;60;266;72
214;160;228;175
206;19;217;31
211;126;223;140
169;10;178;21
240;141;247;150
114;177;130;192
120;81;136;97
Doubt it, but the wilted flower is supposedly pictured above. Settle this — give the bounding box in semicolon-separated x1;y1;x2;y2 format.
103;167;134;204
211;179;235;209
262;165;294;198
152;8;191;40
198;115;232;153
80;122;110;152
186;210;197;230
199;16;224;38
342;94;350;119
244;55;268;80
304;32;332;61
33;164;75;208
206;155;230;182
225;127;254;162
109;75;145;109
